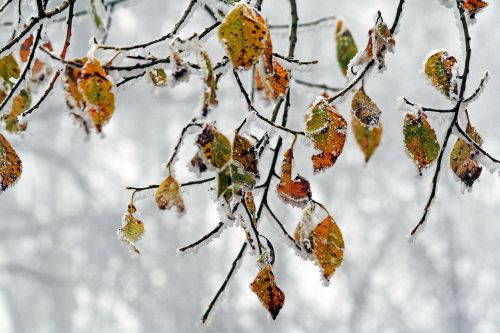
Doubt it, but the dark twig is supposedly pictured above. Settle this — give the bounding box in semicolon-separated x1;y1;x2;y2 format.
401;97;454;113
265;203;301;250
455;123;500;164
269;15;336;29
125;177;215;193
463;71;489;104
293;78;341;92
165;120;204;172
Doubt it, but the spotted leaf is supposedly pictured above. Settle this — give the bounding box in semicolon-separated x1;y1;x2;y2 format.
424;50;458;98
155;176;185;213
254;58;289;100
118;203;144;254
276;141;311;206
196;124;232;171
232;133;259;177
352;116;383;163
0;133;22;191
312;215;344;281
336;19;358;76
250;264;285;320
351;87;381;128
403;112;440;173
450;123;483;187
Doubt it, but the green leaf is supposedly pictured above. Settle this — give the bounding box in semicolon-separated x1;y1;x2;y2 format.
403;112;440;172
336;20;358;76
424;50;458;98
196;124;232;171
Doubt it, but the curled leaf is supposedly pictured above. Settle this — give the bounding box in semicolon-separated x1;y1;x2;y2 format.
155;176;185;213
355;15;395;70
351;87;381;128
199;49;218;116
312;215;344;281
118;203;144;254
254;59;289;101
149;68;168;87
294;203;315;253
0;133;22;191
424;50;458;98
232;133;259;177
464;0;488;18
305;97;347;172
196;124;232;171
63;59;87;111
335;19;358;76
450;123;483;187
276;141;311;206
250;264;285;320
403;112;440;173
352;116;383;163
218;4;270;70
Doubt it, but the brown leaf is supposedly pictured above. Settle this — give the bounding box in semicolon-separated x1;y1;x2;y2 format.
312;215;344;281
0;133;22;191
250;264;285;320
232;133;259;177
464;0;488;18
276;141;311;206
155;176;185;213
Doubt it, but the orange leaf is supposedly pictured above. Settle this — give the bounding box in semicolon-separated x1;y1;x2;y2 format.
19;35;34;63
464;0;488;18
312;215;344;281
254;59;289;100
155;176;185;213
0;133;22;191
276;141;311;206
250;264;285;320
63;59;87;111
232;133;259;177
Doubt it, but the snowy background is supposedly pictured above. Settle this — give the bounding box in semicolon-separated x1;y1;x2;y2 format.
1;0;500;332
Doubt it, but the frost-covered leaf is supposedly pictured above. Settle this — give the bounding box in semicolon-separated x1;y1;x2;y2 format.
78;58;115;133
305;97;347;172
196;124;232;171
89;0;107;31
218;4;270;70
464;0;488;18
20;35;34;63
424;50;458;98
276;142;311;206
312;215;344;281
232;133;259;177
155;176;185;213
335;19;358;76
352;116;382;163
199;49;218;116
149;68;168;87
254;59;289;100
0;54;20;85
294;203;315;253
30;58;53;86
450;123;483;187
118;203;144;254
218;163;256;202
354;15;395;70
250;264;285;320
171;50;190;83
403;112;440;172
63;59;87;111
351;87;381;128
190;152;208;175
0;133;22;191
2;89;31;133
244;191;256;217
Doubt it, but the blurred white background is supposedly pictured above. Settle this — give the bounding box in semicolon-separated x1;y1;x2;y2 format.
1;0;500;332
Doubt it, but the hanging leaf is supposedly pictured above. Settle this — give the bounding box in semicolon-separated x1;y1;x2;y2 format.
351;87;381;128
118;203;144;254
78;58;115;133
218;3;270;70
352;116;383;163
149;68;168;87
2;89;31;133
261;29;274;74
276;141;312;206
403;112;440;173
464;0;488;18
305;97;347;172
155;175;185;213
424;50;458;98
30;58;53;86
0;54;20;85
450;123;483;187
63;59;87;111
20;35;34;63
244;191;256;217
254;59;289;100
232;133;259;177
312;215;344;281
190;152;208;175
198;49;218;116
355;15;395;70
218;163;256;203
335;19;358;76
0;133;22;191
294;202;315;253
196;124;232;171
250;264;285;320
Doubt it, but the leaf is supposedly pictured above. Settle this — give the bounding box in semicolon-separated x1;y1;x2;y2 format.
63;59;87;111
218;163;256;203
305;97;347;172
155;176;185;213
78;58;115;133
464;0;488;18
357;15;395;69
199;49;218;116
2;89;31;133
89;0;107;31
403;112;440;172
424;50;458;98
335;19;358;76
250;264;285;320
0;133;22;191
294;203;315;253
276;141;312;206
30;58;53;86
190;152;208;175
218;3;270;70
20;35;34;63
118;203;144;254
171;50;189;83
450;123;483;187
232;133;259;177
312;215;344;281
254;59;289;100
352;116;383;163
351;87;381;128
149;68;168;87
196;124;232;171
0;54;20;85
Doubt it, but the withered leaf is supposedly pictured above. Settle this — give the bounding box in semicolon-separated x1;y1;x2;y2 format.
352;116;383;163
2;88;31;133
118;203;144;254
351;87;381;128
464;0;488;18
403;112;440;173
232;133;259;177
199;49;218;116
312;215;344;281
196;124;232;171
254;58;289;101
250;264;285;320
155;176;185;213
450;123;483;187
424;50;458;98
149;68;168;87
0;133;22;191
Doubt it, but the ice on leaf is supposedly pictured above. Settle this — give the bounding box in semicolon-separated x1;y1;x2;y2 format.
196;124;232;171
450;122;483;187
0;54;20;85
464;0;488;18
305;97;347;173
312;215;344;282
199;49;218;116
155;175;185;213
78;58;115;133
254;59;289;101
403;112;440;173
20;35;34;63
276;140;312;206
63;59;88;111
232;133;259;177
352;116;383;163
0;133;22;191
250;264;285;320
149;68;168;87
2;89;31;133
335;19;358;76
294;202;315;254
218;163;256;203
118;203;144;254
424;50;458;99
351;87;381;129
218;4;270;70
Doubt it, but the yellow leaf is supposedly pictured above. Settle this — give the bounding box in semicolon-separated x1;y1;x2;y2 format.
0;54;20;85
3;88;31;133
250;264;285;320
155;176;185;213
118;203;144;254
312;215;344;281
196;124;232;171
424;50;458;98
0;133;22;191
63;59;88;111
352;116;383;163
